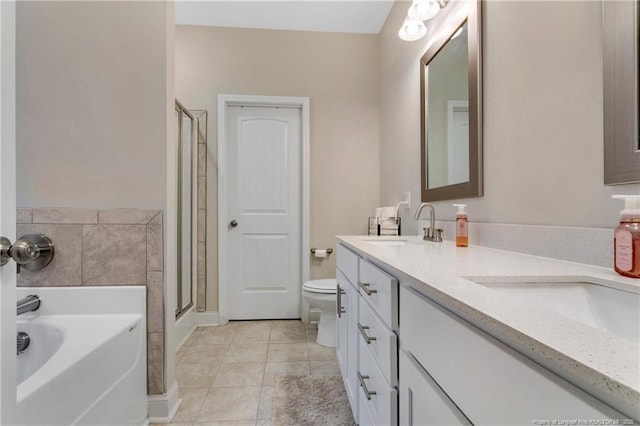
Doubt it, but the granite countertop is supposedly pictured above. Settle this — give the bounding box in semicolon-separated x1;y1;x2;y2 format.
337;235;640;420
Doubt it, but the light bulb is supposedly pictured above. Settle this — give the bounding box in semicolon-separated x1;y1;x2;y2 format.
398;16;427;41
407;0;440;21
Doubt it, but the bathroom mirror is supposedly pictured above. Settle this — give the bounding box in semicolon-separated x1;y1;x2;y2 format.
603;0;640;184
420;0;482;202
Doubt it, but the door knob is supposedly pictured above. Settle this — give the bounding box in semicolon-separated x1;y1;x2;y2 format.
0;234;55;270
229;220;238;228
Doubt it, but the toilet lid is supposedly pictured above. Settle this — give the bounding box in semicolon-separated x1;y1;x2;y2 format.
303;279;337;294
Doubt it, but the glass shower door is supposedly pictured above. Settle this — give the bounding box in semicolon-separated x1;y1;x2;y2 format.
175;100;196;318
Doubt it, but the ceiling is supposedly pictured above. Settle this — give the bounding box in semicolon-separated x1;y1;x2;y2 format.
174;0;395;34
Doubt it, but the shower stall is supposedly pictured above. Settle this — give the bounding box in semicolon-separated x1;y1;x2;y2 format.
175;100;195;318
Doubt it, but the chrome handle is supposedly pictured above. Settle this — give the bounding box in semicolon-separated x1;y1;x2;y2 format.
6;239;39;264
357;281;377;296
357;323;376;344
17;295;41;316
0;234;55;270
357;371;377;400
229;220;238;228
336;284;347;318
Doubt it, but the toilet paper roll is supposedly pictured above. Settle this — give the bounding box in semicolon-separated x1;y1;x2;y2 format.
313;249;327;258
380;206;396;218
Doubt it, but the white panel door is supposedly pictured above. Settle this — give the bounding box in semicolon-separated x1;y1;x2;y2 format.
447;100;469;185
227;105;301;319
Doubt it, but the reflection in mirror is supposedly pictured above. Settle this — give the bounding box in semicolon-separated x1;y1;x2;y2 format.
420;0;482;202
426;23;469;189
603;0;640;184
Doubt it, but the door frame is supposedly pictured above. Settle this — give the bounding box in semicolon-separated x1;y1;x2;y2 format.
0;1;17;422
217;94;310;324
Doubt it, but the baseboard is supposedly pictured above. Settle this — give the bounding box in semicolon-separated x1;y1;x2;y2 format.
193;311;219;326
147;381;181;423
175;312;220;353
175;308;196;350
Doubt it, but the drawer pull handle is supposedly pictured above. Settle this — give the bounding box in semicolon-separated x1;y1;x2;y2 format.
336;284;347;318
357;323;377;344
357;371;377;400
358;281;378;296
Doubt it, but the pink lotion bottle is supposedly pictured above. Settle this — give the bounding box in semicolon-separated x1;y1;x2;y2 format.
612;195;640;278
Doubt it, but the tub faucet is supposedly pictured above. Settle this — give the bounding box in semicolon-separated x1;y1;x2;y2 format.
414;203;443;242
17;295;41;316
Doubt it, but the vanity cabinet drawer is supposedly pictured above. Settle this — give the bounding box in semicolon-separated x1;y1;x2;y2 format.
399;349;471;426
400;286;625;424
358;392;377;426
358;296;398;386
358;336;398;426
337;244;359;285
358;259;398;331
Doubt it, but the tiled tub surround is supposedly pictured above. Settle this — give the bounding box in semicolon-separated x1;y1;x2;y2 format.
338;235;640;421
17;208;166;394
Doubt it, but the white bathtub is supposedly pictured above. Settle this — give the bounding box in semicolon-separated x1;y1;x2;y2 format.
15;286;148;426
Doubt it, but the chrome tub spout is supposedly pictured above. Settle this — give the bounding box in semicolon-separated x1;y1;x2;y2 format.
17;295;41;316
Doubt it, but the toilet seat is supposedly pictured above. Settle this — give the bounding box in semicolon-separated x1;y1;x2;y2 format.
303;279;337;294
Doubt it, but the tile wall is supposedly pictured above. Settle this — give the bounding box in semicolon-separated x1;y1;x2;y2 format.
17;207;166;395
194;110;208;312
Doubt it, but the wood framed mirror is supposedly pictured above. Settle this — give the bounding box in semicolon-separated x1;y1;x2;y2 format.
420;0;482;202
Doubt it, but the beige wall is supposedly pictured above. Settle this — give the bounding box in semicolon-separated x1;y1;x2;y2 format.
16;1;168;210
175;26;380;310
380;0;640;236
16;1;174;395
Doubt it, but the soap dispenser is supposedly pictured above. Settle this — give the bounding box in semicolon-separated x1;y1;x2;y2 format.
453;204;468;247
612;195;640;278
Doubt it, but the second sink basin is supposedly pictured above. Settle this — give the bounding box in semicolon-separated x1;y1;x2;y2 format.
469;278;640;343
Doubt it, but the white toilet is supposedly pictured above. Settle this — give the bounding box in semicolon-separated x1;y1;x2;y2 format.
302;279;337;347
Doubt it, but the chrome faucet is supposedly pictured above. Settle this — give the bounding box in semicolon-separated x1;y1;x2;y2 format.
414;203;443;242
17;295;41;316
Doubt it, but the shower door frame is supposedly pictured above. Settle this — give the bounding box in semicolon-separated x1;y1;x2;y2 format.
175;100;196;319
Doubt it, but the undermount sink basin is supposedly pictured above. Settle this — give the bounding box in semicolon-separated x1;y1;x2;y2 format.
469;277;640;343
361;239;408;246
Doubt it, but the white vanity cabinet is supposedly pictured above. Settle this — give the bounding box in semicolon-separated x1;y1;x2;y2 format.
337;236;638;425
336;245;361;421
400;285;627;425
336;243;399;425
399;349;471;426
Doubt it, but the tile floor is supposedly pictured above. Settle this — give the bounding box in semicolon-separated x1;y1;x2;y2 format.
153;320;340;426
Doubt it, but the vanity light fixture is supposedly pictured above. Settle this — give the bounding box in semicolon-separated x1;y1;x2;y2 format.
399;0;451;41
407;0;441;21
398;16;428;41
